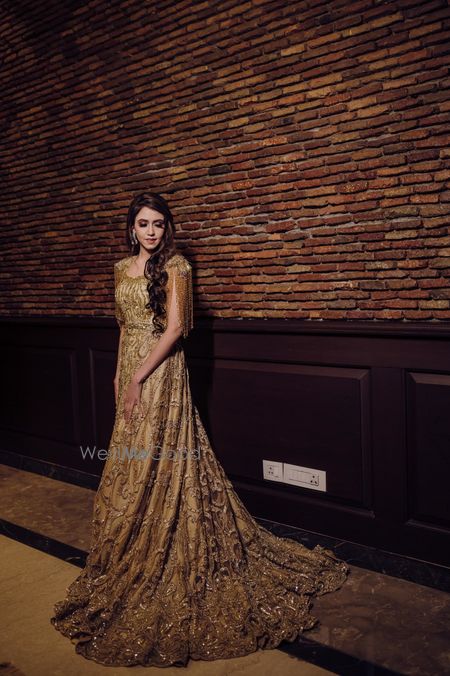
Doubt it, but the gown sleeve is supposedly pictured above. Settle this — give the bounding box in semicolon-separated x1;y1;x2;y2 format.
166;255;194;339
114;261;125;328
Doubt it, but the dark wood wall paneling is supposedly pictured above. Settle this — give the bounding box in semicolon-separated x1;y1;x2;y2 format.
1;317;450;568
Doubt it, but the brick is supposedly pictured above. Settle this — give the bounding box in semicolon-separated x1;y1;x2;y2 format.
1;0;449;324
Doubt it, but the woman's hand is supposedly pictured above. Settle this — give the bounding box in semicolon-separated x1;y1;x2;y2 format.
123;376;143;424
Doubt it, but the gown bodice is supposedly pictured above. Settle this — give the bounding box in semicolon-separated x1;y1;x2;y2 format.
114;253;194;336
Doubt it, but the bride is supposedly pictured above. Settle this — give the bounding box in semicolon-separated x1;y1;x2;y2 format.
50;191;350;667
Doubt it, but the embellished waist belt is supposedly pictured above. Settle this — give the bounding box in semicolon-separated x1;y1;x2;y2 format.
124;323;152;330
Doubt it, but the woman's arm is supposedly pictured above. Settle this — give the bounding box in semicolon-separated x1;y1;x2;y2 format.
133;257;193;384
113;261;126;403
113;326;124;404
132;276;184;385
122;257;193;423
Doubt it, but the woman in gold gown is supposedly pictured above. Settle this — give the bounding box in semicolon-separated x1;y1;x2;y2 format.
50;192;350;668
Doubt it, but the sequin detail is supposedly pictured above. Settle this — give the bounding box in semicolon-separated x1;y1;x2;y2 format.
50;252;350;667
165;255;193;339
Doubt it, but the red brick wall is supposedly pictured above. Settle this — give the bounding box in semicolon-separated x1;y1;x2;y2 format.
1;0;450;321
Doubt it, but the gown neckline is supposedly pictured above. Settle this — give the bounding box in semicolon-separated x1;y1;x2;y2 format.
124;256;147;280
123;253;181;280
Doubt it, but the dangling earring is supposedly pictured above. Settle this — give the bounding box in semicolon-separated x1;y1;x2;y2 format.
131;230;137;245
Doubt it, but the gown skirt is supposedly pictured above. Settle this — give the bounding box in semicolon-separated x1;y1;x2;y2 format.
50;253;350;667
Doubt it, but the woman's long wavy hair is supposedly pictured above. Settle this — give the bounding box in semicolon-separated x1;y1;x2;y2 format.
126;192;176;337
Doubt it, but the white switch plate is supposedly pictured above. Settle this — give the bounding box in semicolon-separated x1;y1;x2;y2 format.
283;463;326;492
262;460;284;482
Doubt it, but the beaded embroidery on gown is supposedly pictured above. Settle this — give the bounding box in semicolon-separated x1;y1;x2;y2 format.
50;253;350;668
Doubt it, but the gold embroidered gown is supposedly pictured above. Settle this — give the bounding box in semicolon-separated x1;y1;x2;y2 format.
50;253;350;668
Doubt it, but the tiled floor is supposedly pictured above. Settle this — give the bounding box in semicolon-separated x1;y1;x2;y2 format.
0;461;449;676
0;535;341;676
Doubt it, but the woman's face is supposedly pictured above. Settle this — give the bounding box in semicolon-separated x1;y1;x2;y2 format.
133;206;166;251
